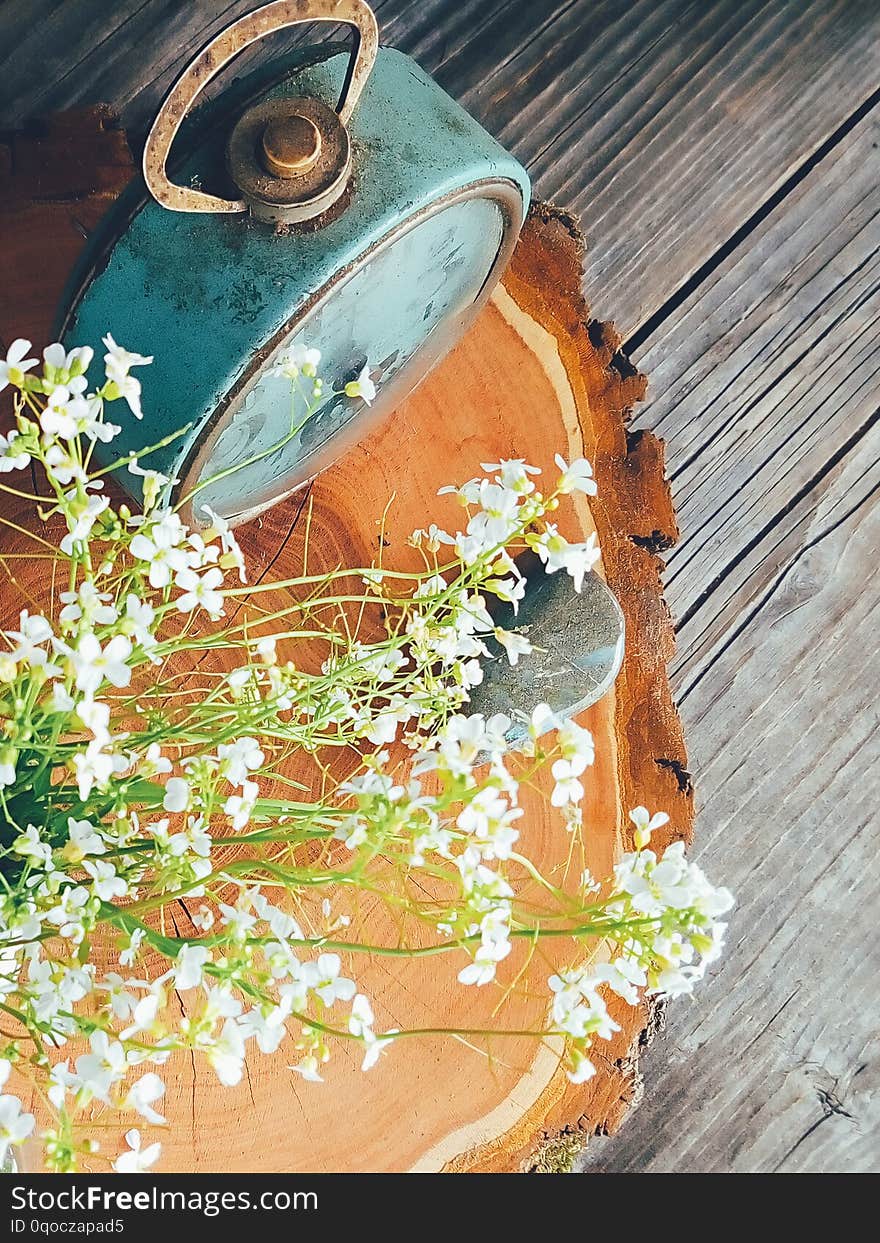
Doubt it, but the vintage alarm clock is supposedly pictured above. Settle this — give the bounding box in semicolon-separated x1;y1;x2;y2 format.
59;0;626;724
59;0;532;526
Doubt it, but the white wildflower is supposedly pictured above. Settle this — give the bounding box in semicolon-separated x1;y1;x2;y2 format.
0;1095;35;1165
205;1019;245;1087
123;595;158;655
468;479;520;545
344;362;376;405
118;928;146;969
301;953;356;1006
531;524;601;592
191;905;215;932
361;1032;396;1071
97;973;140;1021
43;443;84;485
458;936;511;986
70;633;132;696
558;718;595;768
175;566;225;618
482;458;541;495
289;1057;323;1083
47;1061;78;1111
567;1049;597;1084
45;885;90;940
408;524;454;552
129;512;189;589
0;429;30;471
554;454;597;496
239;1006;286;1055
66;817;106;859
42;342;92;381
629;806;670;850
39;385;79;438
217;737;264;785
59;582;117;628
12;825;52;866
75;1030;127;1102
128;460;171;509
271;343;321;379
494;627;533;666
113;1129;161;1173
0;338;38;391
162;777;191;814
60;493;110;557
6;611;53;667
224;779;258;831
348;993;375;1039
72;741;116;801
200;505;246;582
123;1074;166;1126
438;477;482;506
217;902;257;941
550;757;585;808
255;635;277;664
83;859;127;901
173;944;211;991
591;956;647;1006
102;334;153;418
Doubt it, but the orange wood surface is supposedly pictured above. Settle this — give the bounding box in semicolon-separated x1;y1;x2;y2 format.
0;115;690;1172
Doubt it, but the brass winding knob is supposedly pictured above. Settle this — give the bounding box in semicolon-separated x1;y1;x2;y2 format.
227;96;352;224
260;115;323;178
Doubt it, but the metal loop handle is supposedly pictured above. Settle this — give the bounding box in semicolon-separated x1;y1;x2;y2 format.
143;0;379;214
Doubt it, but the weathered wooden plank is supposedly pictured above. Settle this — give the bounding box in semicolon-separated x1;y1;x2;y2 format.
580;420;880;1172
631;108;880;689
0;0;479;128
502;0;880;332
2;1;879;336
578;109;880;1174
2;0;878;1176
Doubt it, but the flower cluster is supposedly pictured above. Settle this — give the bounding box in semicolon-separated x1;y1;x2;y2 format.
547;808;733;1083
0;336;732;1173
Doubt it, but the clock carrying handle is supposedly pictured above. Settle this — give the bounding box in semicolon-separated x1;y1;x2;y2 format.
142;0;379;214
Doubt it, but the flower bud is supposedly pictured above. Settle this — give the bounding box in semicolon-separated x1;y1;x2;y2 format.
633;825;651;850
140;472;165;510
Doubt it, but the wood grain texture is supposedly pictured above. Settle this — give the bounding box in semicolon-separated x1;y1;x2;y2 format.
2;2;879;334
578;102;880;1174
581;422;880;1172
0;114;690;1172
2;0;879;1174
638;109;880;681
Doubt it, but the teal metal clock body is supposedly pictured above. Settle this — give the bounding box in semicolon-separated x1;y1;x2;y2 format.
57;1;626;761
60;21;530;525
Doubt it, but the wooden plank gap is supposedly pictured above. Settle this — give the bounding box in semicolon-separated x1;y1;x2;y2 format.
675;403;880;703
624;85;880;356
521;0;704;173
